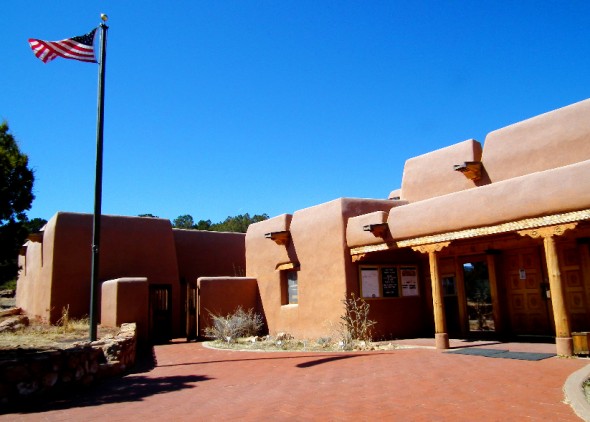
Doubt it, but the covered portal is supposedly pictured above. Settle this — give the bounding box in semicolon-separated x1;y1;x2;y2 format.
348;99;590;355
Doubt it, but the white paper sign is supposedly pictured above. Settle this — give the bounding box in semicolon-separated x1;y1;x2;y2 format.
361;268;380;298
400;267;419;296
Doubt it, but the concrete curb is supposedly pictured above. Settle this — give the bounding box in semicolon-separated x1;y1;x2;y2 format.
564;363;590;421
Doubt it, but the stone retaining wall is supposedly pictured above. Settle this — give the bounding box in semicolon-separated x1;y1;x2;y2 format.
0;322;137;403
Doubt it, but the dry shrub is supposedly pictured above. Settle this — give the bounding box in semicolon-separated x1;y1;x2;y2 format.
339;293;376;349
205;307;263;343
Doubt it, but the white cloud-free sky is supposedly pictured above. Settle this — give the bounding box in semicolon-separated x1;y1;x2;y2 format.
2;1;589;223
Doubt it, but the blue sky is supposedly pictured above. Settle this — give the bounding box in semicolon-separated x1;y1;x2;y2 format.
2;1;589;224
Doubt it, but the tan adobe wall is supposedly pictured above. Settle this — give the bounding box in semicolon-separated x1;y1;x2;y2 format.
197;277;259;337
346;211;390;248
389;160;590;240
101;278;149;343
16;235;50;322
247;198;395;339
17;213;181;332
50;213;180;330
388;99;590;241
482;98;590;182
400;139;483;203
173;229;246;281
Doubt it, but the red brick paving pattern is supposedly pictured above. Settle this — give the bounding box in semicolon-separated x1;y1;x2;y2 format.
3;341;588;421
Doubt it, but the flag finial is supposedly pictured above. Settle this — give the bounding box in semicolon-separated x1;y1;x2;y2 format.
101;13;108;22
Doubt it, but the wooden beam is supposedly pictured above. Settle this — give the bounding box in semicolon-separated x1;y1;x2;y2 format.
397;209;590;248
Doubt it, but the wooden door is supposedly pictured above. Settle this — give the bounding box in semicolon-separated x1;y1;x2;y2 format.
462;259;495;333
558;241;590;332
186;282;198;340
504;247;552;335
149;284;172;343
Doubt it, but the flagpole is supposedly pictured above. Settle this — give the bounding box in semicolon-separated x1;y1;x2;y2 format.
90;17;108;341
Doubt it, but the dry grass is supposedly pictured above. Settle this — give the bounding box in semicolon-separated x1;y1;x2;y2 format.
0;303;119;350
0;319;119;349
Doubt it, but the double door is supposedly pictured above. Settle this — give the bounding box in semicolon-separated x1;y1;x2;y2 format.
503;247;552;336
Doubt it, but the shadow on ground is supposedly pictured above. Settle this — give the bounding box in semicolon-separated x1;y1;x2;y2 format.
1;373;212;415
1;346;210;415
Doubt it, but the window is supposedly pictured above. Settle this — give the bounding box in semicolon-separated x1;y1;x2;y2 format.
281;270;298;305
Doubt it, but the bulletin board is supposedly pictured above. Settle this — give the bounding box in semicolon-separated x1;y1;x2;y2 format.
359;265;418;299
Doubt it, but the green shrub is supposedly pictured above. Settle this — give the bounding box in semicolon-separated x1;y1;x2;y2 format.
0;279;16;291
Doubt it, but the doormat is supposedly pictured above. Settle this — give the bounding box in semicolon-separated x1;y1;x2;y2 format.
445;348;555;361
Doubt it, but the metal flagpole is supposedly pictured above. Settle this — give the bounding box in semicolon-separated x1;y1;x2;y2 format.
90;16;109;341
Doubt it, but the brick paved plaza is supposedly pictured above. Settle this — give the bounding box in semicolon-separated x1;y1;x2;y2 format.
2;340;588;421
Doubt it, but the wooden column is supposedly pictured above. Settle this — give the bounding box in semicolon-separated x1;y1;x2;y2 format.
413;242;450;349
519;223;577;356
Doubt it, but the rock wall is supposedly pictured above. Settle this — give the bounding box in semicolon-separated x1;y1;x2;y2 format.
0;323;137;403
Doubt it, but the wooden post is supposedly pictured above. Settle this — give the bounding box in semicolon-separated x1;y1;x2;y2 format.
519;223;577;356
544;236;570;336
413;242;450;349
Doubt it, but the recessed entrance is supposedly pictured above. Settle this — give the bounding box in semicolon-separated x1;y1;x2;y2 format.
186;281;198;340
149;284;172;344
463;260;495;333
503;247;552;336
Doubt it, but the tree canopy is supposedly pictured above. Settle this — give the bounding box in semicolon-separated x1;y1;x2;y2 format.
173;214;195;229
0;122;34;224
0;123;37;286
171;213;269;233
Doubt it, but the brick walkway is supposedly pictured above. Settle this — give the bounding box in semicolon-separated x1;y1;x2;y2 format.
2;340;588;421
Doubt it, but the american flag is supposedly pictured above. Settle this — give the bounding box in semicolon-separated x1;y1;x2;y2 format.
28;29;97;63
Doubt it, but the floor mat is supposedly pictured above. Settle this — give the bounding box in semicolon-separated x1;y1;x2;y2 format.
445;348;555;361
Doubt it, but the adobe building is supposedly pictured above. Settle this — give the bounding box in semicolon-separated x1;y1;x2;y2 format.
16;98;590;356
246;98;590;356
17;212;246;342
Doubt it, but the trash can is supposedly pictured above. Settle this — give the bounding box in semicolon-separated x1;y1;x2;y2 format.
572;332;590;355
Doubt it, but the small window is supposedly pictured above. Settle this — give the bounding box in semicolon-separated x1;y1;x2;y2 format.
281;270;298;305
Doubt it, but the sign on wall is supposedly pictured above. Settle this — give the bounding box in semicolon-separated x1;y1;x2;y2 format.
381;267;399;297
360;268;380;298
400;266;419;296
359;265;418;299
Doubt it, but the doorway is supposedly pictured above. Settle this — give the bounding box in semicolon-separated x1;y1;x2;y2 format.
463;260;495;333
149;284;172;343
186;281;198;340
503;247;552;336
